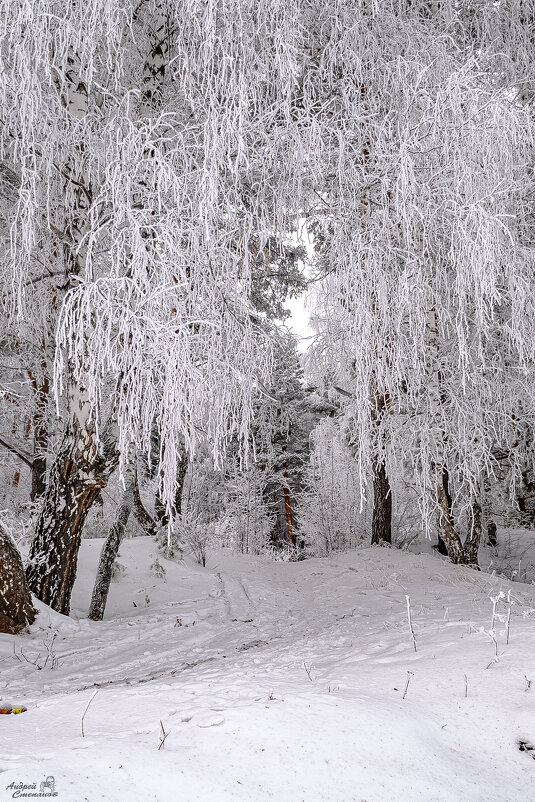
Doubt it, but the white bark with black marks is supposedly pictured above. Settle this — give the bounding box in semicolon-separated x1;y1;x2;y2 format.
26;418;118;615
88;466;135;621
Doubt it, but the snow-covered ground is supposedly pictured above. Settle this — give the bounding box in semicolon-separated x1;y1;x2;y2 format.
1;538;534;802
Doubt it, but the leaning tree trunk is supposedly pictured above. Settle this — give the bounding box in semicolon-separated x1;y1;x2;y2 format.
88;468;134;621
0;526;36;633
371;457;392;545
26;417;118;615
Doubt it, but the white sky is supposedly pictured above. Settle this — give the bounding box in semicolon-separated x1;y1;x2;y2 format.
285;292;315;353
284;219;316;353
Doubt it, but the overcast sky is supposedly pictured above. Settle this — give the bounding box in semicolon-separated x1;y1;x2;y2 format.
285;292;315;353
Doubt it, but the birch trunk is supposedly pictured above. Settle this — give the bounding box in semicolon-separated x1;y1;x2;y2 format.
26;5;172;615
88;467;134;621
26;417;118;614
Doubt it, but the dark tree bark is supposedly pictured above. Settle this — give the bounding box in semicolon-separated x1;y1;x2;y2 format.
436;466;454;556
282;483;295;545
463;495;482;568
26;417;118;615
154;488;168;528
88;469;134;621
31;453;47;502
487;519;498;547
0;527;36;633
371;392;392;546
371;458;392;545
436;466;465;564
175;449;189;516
28;369;49;502
132;467;157;537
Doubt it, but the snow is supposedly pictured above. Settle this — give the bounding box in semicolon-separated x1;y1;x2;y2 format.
1;538;534;801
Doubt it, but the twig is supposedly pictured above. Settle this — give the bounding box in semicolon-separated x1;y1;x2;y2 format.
403;671;414;700
505;590;512;645
81;690;98;737
405;595;417;652
303;662;313;681
490;591;505;631
158;720;170;750
464;674;468;698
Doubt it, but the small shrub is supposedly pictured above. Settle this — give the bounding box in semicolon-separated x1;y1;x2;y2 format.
150;557;167;581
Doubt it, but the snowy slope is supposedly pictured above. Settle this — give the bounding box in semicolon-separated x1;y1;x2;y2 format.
1;539;534;802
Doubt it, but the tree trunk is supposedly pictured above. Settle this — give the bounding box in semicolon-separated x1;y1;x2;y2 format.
463;495;482;568
371;391;392;546
175;450;189;516
487;519;498;547
371;457;392;545
436;466;465;564
482;471;498;546
155;446;188;526
28;369;49;502
26;418;118;615
88;468;134;621
132;467;157;537
437;465;453;555
0;527;36;633
31;453;47;502
154;488;168;528
282;484;294;545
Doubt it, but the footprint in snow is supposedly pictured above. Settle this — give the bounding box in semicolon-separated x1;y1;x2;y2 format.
192;711;225;728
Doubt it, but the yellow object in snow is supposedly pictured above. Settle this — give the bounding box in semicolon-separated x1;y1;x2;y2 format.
0;704;27;714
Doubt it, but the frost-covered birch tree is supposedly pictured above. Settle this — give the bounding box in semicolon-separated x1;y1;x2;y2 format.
307;1;535;565
0;0;310;612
